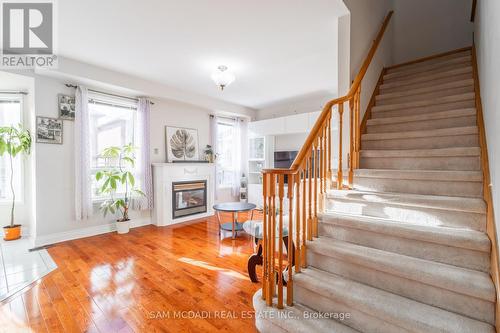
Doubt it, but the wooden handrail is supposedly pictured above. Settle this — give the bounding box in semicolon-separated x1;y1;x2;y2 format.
471;0;477;22
263;10;393;175
261;11;394;309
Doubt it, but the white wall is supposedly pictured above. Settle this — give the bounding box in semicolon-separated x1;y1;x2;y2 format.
474;0;500;256
343;0;394;117
150;99;211;164
0;67;248;245
32;75;150;241
392;0;473;65
337;0;393;177
149;98;237;203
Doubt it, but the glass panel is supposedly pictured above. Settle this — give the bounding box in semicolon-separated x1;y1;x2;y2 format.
175;189;205;210
249;137;264;159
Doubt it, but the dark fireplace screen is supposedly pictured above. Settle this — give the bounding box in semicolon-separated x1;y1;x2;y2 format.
172;180;207;219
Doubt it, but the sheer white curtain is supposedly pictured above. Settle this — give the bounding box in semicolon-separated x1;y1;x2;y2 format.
231;117;248;197
209;114;219;199
133;97;153;209
75;86;92;220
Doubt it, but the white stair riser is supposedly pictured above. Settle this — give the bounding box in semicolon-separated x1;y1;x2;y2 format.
307;252;494;325
362;134;479;150
354;177;483;198
359;156;481;171
319;224;490;272
386;52;471;75
372;100;476;118
376;86;474;106
325;198;486;231
294;285;409;333
367;115;476;133
384;63;471;83
380;73;472;94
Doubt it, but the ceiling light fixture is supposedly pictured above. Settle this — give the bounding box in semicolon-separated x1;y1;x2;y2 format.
211;65;235;90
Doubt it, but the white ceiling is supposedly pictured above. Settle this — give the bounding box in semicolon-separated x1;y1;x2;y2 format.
57;0;348;109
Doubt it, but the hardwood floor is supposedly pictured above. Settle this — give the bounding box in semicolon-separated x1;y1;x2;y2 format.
0;213;261;332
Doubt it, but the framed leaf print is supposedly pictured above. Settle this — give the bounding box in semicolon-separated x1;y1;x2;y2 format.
165;126;199;162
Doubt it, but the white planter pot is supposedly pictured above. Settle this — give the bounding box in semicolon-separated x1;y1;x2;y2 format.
116;220;130;234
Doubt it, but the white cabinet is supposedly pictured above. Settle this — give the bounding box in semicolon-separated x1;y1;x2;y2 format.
248;136;269;185
249;117;285;136
249;137;265;160
284;113;309;134
250;111;321;136
308;111;321;131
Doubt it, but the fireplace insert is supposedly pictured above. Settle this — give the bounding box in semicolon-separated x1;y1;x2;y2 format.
172;180;207;219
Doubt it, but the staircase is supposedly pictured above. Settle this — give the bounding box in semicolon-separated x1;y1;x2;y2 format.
254;48;496;332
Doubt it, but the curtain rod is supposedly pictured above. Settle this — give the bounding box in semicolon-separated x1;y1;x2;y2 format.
210;114;244;122
65;84;154;105
0;91;28;95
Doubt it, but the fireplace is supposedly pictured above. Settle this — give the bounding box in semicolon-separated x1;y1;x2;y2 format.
172;180;207;219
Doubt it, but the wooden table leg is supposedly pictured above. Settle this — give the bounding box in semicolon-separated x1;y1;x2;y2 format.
248;239;263;283
283;236;295;266
247;237;295;283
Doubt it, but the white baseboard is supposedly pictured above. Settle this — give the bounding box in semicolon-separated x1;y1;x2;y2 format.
33;217;152;248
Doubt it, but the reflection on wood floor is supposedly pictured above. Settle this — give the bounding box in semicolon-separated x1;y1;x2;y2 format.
0;212;261;332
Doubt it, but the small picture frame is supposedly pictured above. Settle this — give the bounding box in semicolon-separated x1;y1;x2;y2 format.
58;94;75;120
36;116;63;144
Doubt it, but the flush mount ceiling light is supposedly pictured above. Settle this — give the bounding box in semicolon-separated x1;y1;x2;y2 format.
211;65;235;90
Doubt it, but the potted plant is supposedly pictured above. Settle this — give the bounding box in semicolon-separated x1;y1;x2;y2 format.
0;125;32;241
203;144;215;163
95;144;145;234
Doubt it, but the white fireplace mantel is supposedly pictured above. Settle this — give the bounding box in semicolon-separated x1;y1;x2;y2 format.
152;163;216;226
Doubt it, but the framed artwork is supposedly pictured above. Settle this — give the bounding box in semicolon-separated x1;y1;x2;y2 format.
165;126;199;162
58;94;75;120
36;116;63;144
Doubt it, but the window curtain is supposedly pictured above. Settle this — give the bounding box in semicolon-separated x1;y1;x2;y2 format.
132;98;153;209
209;114;219;199
231;117;248;197
75;86;92;220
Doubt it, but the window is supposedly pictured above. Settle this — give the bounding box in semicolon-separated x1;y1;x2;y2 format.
0;95;23;202
88;94;138;200
216;119;236;187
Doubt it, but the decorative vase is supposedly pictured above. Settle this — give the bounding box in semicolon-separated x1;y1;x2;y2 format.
116;220;130;234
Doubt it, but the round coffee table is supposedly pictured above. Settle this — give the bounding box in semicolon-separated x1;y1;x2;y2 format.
213;202;257;239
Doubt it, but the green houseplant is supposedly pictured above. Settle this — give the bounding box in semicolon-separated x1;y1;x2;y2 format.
203;144;215;163
0;124;32;241
95;144;145;234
